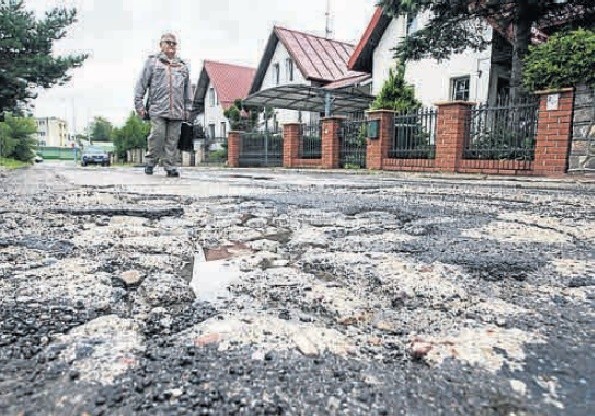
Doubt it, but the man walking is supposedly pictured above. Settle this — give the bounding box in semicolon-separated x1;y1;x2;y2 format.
134;33;192;177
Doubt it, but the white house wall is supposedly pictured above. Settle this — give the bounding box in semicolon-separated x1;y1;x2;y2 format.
260;40;317;127
202;79;229;138
372;13;494;106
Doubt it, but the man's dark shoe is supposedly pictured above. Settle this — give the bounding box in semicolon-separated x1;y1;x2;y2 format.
145;165;154;175
166;169;179;178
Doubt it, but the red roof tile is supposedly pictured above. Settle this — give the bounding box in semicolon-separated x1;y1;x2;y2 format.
274;26;366;82
204;60;256;109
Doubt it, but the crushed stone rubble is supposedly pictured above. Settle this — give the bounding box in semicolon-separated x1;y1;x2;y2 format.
0;167;593;415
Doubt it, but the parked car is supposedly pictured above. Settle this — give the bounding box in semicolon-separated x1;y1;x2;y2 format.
81;146;110;167
33;154;44;163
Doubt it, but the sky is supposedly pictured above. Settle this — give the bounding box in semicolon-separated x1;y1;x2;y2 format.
25;0;377;134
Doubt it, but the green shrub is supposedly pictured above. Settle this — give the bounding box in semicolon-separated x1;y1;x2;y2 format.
370;66;421;112
523;28;595;91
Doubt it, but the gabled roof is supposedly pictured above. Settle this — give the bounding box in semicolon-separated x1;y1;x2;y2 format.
193;60;255;113
349;5;591;73
348;7;392;72
249;26;368;94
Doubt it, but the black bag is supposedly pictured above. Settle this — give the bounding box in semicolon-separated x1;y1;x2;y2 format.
178;122;194;151
142;100;150;121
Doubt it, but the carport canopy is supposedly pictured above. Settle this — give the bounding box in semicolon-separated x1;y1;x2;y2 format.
242;84;375;116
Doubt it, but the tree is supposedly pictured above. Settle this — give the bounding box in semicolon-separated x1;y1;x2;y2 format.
111;112;149;159
379;0;595;101
370;66;421;111
523;28;595;90
89;116;113;142
0;1;88;114
0;113;37;161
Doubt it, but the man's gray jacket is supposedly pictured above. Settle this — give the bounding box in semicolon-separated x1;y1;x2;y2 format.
134;52;193;121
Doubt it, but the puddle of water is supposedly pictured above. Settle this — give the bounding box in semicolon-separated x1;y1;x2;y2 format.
190;246;242;303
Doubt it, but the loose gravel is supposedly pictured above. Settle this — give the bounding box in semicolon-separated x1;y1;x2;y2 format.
0;166;593;415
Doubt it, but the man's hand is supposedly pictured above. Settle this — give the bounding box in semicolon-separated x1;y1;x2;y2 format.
137;108;147;119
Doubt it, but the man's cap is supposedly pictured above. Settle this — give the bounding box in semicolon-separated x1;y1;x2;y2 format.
160;33;177;43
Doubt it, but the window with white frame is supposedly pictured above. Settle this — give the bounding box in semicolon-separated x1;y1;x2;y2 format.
220;122;227;138
208;124;215;138
272;63;280;85
208;87;216;106
450;76;470;101
286;58;294;82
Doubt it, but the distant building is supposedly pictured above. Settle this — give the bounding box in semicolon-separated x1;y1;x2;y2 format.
192;60;256;139
35;117;69;147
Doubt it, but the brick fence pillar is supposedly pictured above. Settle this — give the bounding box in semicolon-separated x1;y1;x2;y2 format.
533;88;574;175
366;110;394;170
283;123;301;168
321;117;343;169
227;131;241;168
434;101;474;172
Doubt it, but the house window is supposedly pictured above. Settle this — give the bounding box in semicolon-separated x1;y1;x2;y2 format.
208;124;215;138
208;88;216;106
272;63;280;85
451;76;470;101
406;13;418;35
220;122;227;138
286;58;294;82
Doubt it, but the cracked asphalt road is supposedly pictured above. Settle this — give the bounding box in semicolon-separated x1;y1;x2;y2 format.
0;161;594;415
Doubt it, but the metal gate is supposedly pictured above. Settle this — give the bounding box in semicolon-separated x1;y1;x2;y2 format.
339;118;367;168
238;131;284;167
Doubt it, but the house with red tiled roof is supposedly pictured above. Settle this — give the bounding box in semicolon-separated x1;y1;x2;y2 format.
349;7;504;106
248;26;370;128
192;60;256;139
348;6;591;107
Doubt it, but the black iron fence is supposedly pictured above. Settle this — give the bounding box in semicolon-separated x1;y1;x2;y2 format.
200;137;228;166
238;131;283;167
340;117;367;168
464;99;539;164
299;121;322;159
390;107;437;159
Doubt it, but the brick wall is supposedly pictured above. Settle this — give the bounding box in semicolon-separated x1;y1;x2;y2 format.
282;123;323;169
533;88;574;176
231;90;578;177
227;131;240;168
366;111;392;170
365;90;576;177
434;102;472;172
321;117;343;169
